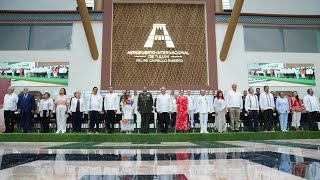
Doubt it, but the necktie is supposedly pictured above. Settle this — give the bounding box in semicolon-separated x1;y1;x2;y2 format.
23;94;27;102
76;99;80;112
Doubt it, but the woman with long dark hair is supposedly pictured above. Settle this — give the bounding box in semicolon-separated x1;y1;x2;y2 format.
175;89;189;132
214;90;227;133
120;90;135;133
54;88;69;133
290;91;303;131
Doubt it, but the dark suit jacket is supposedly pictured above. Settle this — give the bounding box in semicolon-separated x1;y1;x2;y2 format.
137;92;153;113
17;93;35;113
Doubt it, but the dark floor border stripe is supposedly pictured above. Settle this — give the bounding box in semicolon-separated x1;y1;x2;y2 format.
252;140;320;150
45;141;240;149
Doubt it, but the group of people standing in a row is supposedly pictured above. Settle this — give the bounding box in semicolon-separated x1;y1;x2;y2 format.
146;84;319;133
1;65;69;79
219;84;319;132
240;85;319;132
2;86;121;134
2;84;319;134
151;87;210;134
153;84;319;134
41;86;123;134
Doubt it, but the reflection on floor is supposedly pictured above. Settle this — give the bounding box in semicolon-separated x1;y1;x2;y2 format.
81;174;188;180
0;140;320;180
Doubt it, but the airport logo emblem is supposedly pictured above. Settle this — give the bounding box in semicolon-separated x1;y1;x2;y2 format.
127;23;189;63
144;24;175;48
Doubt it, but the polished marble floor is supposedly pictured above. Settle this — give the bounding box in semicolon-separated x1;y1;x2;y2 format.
0;140;320;180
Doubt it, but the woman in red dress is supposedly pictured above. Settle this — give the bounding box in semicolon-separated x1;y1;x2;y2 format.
175;89;190;132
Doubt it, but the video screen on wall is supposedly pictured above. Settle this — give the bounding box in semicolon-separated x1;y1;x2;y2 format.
0;62;69;87
248;63;315;87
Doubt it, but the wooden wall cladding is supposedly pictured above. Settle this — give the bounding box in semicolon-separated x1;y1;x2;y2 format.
111;3;208;87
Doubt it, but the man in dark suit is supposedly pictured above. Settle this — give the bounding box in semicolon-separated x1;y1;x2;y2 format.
138;86;153;134
17;87;35;133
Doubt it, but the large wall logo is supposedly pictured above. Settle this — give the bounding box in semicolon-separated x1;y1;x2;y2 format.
144;24;175;48
127;23;189;63
110;3;208;87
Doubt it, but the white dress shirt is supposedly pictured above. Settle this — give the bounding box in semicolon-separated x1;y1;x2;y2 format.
104;93;119;111
39;99;54;111
87;94;103;111
213;98;226;112
69;98;85;112
59;67;67;73
227;90;243;109
196;95;210;113
156;94;171;113
259;92;275;110
187;96;196;111
303;95;320;112
38;99;54;117
171;98;177;113
3;93;18;111
207;96;214;113
245;94;259;111
306;69;313;75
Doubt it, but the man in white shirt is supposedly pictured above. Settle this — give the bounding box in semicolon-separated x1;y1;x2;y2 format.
2;86;18;133
306;68;314;80
245;87;260;132
30;67;35;77
227;84;243;132
104;86;119;134
187;90;196;128
24;68;28;77
59;66;68;79
87;87;103;134
259;85;275;132
196;89;210;133
40;67;45;77
303;89;319;131
156;86;171;133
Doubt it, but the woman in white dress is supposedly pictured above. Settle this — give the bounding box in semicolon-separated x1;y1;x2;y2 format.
214;90;227;133
120;90;135;134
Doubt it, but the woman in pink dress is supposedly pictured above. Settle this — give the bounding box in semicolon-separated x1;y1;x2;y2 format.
54;88;69;133
175;89;189;132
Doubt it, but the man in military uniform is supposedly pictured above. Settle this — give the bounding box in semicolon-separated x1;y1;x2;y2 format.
138;86;153;134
